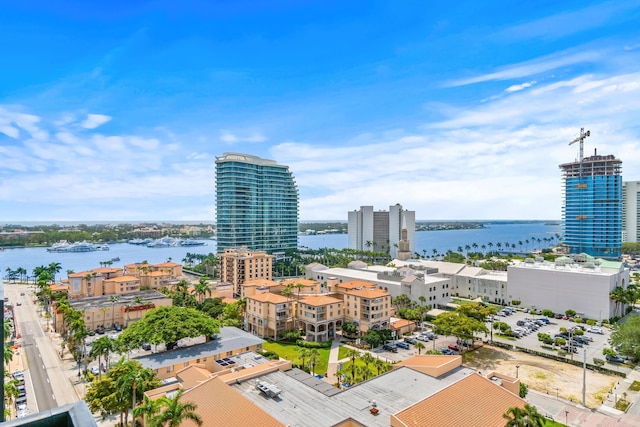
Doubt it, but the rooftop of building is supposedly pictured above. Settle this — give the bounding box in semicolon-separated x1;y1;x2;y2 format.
133;327;265;371
242;279;280;288
232;364;476;426
249;293;290;304
345;288;390;299
216;152;285;167
104;275;140;283
299;295;342;306
3;402;97;427
64;290;168;310
509;256;624;274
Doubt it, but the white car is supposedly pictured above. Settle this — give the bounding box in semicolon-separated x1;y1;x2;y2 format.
587;327;604;334
91;366;100;375
16;403;27;412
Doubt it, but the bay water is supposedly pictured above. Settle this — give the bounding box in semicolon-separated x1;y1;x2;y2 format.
1;222;560;277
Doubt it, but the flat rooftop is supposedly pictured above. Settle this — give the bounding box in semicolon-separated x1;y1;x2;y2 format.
232;364;475;426
134;327;265;370
68;290;168;310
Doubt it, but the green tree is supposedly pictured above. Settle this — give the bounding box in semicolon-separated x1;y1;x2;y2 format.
307;349;321;375
346;348;360;382
433;311;488;344
118;306;220;352
456;303;497;323
609;315;640;362
133;395;163;427
341;322;358;337
414;341;425;354
519;382;529;398
194;278;212;304
363;329;382;349
89;336;117;376
503;404;545;427
148;389;203;427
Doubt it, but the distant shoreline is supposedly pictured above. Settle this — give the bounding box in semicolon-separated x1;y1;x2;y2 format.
2;219;561;227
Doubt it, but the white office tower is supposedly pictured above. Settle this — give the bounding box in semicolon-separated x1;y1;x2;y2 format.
348;204;416;259
623;181;640;243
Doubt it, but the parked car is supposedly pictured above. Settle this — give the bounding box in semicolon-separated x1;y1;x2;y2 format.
447;344;461;352
142;343;152;351
587;327;604;334
554;313;563;319
15;396;27;406
96;327;105;335
396;342;410;350
606;355;625;363
439;348;455;355
457;339;473;347
16;302;22;306
561;345;578;353
425;332;437;339
91;366;100;375
416;334;430;342
496;311;507;317
383;343;398;353
538;317;550;324
115;324;123;332
404;337;417;345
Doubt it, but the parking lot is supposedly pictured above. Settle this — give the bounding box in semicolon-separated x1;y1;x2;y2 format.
487;309;628;371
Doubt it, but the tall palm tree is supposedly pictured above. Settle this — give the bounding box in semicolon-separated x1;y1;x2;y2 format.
90;336;117;376
414;341;425;354
149;389;203;427
298;348;310;371
109;295;120;329
48;262;62;283
307;349;321;375
194;278;211;304
346;348;360;382
360;352;375;370
355;364;372;382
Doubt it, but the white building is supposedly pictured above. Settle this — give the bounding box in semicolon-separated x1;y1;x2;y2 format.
508;257;629;321
392;259;509;305
347;204;415;259
305;262;451;309
623;180;640;243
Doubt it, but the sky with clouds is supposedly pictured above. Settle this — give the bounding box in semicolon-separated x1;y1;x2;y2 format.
1;0;640;222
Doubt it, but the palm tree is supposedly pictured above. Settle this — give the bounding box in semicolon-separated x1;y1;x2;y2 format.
90;336;117;376
149;389;203;427
48;262;62;283
610;286;626;317
298;348;310;371
503;404;545;427
360;352;375;370
133;395;162;427
293;282;305;329
414;341;426;354
355;364;372;382
194;278;211;304
307;349;321;375
346;348;360;382
109;295;120;329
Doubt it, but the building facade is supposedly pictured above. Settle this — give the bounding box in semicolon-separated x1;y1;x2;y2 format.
560;151;623;258
623;180;640;243
219;248;274;296
245;293;294;340
348;204;415;259
215;153;299;252
507;257;629;321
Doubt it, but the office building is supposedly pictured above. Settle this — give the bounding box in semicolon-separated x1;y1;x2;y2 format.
215;153;299;252
560;150;622;259
623;181;640;243
348;204;415;259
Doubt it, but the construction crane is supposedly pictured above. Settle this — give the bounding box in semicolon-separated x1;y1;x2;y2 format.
568;128;590;162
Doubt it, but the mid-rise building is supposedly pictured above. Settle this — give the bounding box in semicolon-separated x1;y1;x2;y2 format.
623;180;640;243
348;204;415;259
215;153;299;252
219;248;274;296
560;149;622;258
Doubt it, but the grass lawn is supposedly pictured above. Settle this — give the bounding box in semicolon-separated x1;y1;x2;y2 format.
338;346;351;360
262;341;331;375
629;380;640;392
544;419;566;427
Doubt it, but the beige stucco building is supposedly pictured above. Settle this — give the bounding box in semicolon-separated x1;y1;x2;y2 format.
245;293;294;340
219;249;274;296
297;295;344;341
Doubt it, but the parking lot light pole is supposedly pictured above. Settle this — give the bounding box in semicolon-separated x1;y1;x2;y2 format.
515;365;520;379
582;348;587;407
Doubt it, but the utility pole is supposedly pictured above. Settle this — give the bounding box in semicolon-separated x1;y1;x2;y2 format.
582;348;587;407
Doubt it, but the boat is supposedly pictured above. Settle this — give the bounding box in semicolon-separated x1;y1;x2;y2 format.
46;240;108;253
128;238;154;245
111;257;120;262
180;239;206;246
147;236;180;248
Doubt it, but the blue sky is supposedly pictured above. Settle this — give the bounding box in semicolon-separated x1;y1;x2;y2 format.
2;0;640;221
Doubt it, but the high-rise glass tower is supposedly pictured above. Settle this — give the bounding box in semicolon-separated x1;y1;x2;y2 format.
560;150;622;259
215;153;299;252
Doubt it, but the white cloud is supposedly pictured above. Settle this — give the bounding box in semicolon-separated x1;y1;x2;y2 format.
80;113;112;129
505;81;537;92
219;130;266;143
447;50;602;87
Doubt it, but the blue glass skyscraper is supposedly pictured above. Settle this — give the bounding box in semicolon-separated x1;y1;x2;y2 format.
560;150;622;259
215;153;299;252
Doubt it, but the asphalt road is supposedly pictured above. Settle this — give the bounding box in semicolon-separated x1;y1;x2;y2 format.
6;284;79;412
